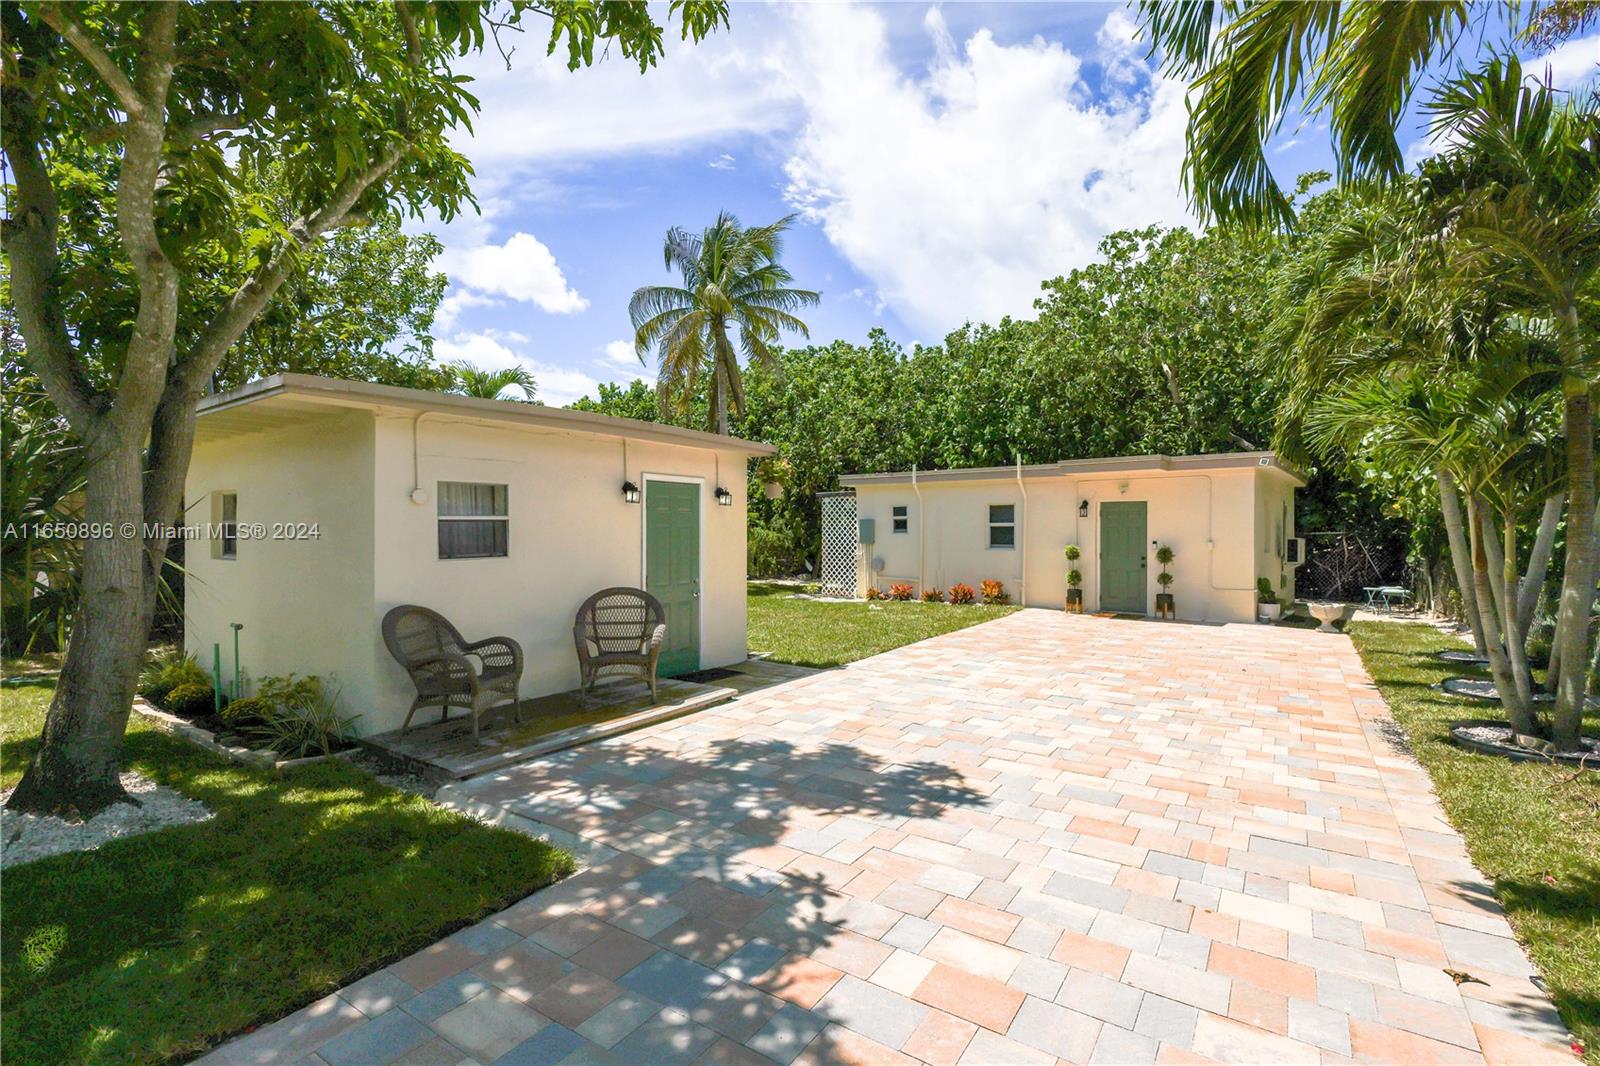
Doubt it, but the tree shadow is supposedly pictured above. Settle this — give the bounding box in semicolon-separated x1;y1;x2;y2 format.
446;734;992;1058
1443;872;1600;1049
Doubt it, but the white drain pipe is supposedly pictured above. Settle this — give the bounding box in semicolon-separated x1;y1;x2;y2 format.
1016;454;1028;605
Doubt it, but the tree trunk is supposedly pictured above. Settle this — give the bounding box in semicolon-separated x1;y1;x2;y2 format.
1552;382;1596;751
1439;472;1487;655
715;365;729;436
1468;494;1535;734
1517;493;1563;649
5;437;156;814
1480;496;1535;714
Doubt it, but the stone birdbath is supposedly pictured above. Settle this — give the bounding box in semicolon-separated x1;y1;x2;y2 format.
1309;602;1357;633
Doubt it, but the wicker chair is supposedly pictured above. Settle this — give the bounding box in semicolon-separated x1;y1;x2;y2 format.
381;605;523;739
573;587;667;707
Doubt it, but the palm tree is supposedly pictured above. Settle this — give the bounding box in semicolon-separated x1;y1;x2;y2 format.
630;212;819;435
1135;1;1595;225
447;361;537;402
1422;60;1600;748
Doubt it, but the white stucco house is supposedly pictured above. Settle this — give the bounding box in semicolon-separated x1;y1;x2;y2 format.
183;374;774;736
839;452;1305;624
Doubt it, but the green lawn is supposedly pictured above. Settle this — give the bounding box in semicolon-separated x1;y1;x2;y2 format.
747;581;1019;667
1345;622;1599;1062
0;675;575;1065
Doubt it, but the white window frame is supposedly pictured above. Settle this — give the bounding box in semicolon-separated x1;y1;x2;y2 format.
987;503;1016;550
436;481;509;560
892;505;909;534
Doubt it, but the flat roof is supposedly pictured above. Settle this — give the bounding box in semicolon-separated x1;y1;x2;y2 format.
196;373;777;455
838;451;1306;487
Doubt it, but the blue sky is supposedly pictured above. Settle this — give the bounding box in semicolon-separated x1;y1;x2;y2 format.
414;3;1598;405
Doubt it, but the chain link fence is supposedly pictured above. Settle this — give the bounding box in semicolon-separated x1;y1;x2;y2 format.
1297;532;1409;601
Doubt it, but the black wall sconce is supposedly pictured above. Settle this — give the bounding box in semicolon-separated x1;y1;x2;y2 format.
1079;499;1089;518
714;486;733;507
622;481;640;504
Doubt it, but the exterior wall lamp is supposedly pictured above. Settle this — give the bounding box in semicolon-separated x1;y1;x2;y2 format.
714;486;734;507
1079;499;1089;518
622;481;640;504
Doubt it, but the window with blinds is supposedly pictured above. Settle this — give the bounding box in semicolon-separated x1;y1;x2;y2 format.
437;482;508;559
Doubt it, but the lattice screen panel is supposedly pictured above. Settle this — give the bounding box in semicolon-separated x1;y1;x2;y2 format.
818;492;858;598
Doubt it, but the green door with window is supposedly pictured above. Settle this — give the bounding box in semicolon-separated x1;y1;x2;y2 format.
646;479;700;677
1100;501;1147;614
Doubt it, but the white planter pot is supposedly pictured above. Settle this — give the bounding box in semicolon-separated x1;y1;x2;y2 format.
1258;602;1282;623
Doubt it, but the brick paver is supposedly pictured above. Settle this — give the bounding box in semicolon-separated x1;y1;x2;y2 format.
199;611;1573;1064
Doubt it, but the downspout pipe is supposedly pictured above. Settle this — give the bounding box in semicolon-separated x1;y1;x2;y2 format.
912;464;926;595
1016;454;1028;605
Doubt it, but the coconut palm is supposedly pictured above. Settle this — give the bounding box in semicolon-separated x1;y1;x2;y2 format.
630;212;819;435
447;361;538;402
1135;1;1594;225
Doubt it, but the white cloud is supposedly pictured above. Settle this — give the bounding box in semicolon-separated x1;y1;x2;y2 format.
437;232;589;314
778;5;1192;333
444;18;792;175
1533;33;1599;90
435;289;498;331
601;339;647;370
434;331;606;406
708;153;737;170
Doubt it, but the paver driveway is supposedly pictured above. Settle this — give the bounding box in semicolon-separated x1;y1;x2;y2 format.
206;611;1572;1065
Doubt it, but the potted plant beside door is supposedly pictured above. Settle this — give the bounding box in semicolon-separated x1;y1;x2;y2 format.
1154;544;1175;619
1257;577;1281;623
1064;544;1083;613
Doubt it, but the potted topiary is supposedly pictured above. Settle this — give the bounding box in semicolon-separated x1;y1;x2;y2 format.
1154;544;1175;619
1064;545;1083;613
1257;577;1281;622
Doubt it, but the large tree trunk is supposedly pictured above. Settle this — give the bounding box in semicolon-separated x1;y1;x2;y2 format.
1468;495;1536;734
1517;493;1563;649
5;438;157;813
1552;382;1596;751
1439;472;1487;655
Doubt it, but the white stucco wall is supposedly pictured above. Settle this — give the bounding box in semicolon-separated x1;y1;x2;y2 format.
366;412;751;732
187;403;753;736
853;466;1296;624
184;409;378;718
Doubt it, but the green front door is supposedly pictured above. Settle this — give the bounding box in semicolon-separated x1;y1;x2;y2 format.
646;479;700;677
1100;501;1148;614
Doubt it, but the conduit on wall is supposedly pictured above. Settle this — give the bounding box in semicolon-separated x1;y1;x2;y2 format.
1070;473;1256;596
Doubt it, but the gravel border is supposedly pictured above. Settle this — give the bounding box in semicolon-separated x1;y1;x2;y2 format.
1450;720;1600;770
1436;649;1490;666
1;772;214;867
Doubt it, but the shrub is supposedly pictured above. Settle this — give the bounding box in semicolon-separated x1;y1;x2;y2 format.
1064;545;1082;588
1067;568;1082;587
164;681;221;720
980;579;1009;605
889;583;914;601
948;583;976;605
139;651;208;704
219;695;270;732
1257;577;1277;604
252;683;356;758
865;586;885;601
922;588;945;603
1156;545;1175;592
233;675;356;757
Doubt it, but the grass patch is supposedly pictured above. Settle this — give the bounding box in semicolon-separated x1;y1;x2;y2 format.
747;580;1019;668
0;677;576;1064
1346;621;1599;1061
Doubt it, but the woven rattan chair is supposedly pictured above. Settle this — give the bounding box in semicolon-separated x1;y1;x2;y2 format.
381;605;523;739
573;588;667;707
